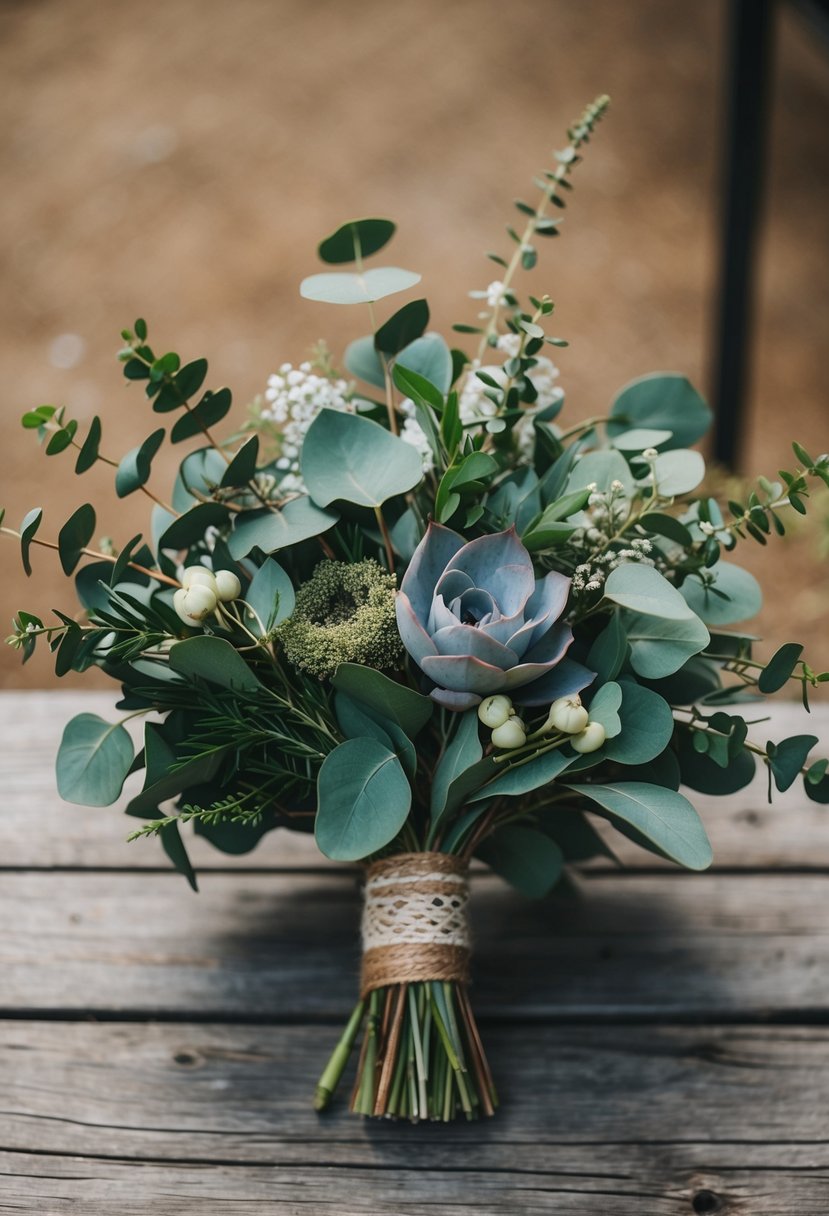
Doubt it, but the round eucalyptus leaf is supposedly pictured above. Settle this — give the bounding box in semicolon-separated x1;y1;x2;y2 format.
680;562;762;626
651;449;705;497
566;449;635;496
605;564;697;621
610;428;673;451
172;447;228;512
396;333;453;393
344;335;386;388
57;712;135;806
315;738;411;861
302;409;423;508
621;610;710;679
604;681;674;764
300;267;421;305
608;374;712;450
318;218;396;264
586;681;623;738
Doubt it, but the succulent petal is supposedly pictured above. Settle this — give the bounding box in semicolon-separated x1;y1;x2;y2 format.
420;653;509;694
399;522;465;623
395;591;438;665
443;528;534;615
431;623;519;669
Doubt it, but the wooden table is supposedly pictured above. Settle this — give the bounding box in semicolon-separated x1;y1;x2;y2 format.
2;692;828;1214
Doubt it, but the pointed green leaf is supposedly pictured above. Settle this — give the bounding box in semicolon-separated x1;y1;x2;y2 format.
115;428;165;498
374;298;429;355
333;664;433;739
430;709;483;822
19;507;43;576
169;636;263;692
170;388;232;443
318;218;396;264
58;503;96;575
567;781;712;870
244;558;295;636
227;497;339;559
75;416;103;474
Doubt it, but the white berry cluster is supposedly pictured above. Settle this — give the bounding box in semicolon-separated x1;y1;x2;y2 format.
477;693;606;754
260;362;353;492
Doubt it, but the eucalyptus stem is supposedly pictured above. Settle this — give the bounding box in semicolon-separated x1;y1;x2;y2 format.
0;527;180;588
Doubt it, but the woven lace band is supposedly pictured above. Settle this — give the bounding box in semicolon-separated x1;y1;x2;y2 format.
360;852;471;996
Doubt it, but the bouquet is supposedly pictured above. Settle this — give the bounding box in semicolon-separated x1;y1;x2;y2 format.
5;95;829;1123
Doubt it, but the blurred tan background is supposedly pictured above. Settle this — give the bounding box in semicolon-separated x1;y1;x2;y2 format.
1;0;827;689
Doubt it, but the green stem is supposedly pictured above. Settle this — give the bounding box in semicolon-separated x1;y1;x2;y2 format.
314;999;365;1111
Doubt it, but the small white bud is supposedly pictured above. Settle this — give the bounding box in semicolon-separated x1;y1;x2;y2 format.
491;718;527;750
570;721;607;754
214;570;242;602
182;566;218;594
698;521;715;536
478;694;514;729
642;447;658;461
544;696;590;735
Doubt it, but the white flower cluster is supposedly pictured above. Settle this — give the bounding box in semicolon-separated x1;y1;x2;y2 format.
260;362;353;492
571;538;655;594
398;410;436;473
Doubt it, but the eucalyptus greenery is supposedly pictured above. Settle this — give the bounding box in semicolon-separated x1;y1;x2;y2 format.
5;94;828;1123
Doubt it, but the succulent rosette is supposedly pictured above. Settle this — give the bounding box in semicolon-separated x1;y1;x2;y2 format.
395;523;595;710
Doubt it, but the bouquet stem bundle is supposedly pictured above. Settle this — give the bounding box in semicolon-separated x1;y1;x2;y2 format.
316;980;496;1121
315;852;497;1121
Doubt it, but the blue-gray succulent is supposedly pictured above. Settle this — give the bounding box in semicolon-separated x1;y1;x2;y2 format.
396;523;594;710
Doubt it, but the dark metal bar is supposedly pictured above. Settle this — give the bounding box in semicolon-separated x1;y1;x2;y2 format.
711;0;775;469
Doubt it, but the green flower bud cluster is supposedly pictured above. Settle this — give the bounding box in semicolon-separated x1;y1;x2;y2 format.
478;693;607;754
173;565;242;627
278;559;403;680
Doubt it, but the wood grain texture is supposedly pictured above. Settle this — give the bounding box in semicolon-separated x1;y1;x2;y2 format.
1;691;828;1213
1;692;827;871
2;870;827;1017
1;1023;828;1214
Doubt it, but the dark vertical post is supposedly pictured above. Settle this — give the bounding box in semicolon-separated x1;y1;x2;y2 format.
711;0;775;469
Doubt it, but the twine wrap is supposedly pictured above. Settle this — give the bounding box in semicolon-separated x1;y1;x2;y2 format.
360;853;471;996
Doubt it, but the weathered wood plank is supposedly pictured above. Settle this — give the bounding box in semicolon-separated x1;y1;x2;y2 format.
2;871;827;1017
0;1023;827;1214
2;1149;826;1216
2;692;827;871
